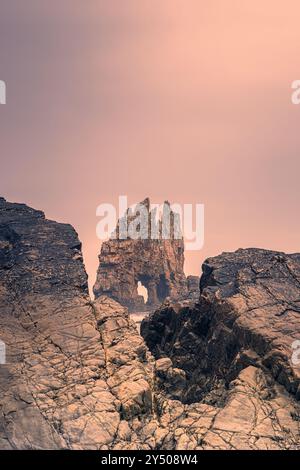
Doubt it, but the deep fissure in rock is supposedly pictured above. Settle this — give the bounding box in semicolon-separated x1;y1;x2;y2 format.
141;302;241;407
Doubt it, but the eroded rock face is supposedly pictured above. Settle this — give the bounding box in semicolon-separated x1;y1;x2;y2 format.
0;198;299;450
141;248;300;447
0;198;155;449
94;199;188;312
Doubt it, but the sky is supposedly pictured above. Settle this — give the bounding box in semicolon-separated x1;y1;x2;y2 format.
1;1;300;289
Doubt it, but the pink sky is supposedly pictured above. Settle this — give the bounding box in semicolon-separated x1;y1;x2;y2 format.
1;1;300;289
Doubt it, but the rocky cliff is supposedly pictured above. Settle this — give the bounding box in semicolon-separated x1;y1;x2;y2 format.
141;249;300;448
94;198;188;311
142;249;300;402
0;198;299;450
0;198;155;449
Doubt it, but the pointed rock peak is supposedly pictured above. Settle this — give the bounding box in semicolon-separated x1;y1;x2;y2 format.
139;197;150;210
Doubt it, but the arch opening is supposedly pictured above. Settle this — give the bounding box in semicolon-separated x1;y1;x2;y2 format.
137;281;148;304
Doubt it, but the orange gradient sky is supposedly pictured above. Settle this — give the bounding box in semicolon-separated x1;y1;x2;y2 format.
1;1;300;289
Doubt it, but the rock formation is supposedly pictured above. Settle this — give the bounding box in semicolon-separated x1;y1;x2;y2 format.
141;248;300;448
94;198;188;311
0;197;299;450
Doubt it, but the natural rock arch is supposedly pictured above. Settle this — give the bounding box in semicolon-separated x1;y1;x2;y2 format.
93;199;188;311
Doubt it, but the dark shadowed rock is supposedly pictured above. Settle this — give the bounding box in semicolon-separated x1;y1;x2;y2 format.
187;275;200;300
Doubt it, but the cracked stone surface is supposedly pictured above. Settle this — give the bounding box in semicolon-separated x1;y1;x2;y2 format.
0;198;155;449
141;248;300;448
0;198;299;450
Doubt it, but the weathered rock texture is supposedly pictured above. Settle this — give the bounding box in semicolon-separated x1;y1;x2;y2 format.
94;199;188;311
0;198;299;450
141;248;300;448
0;198;155;449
